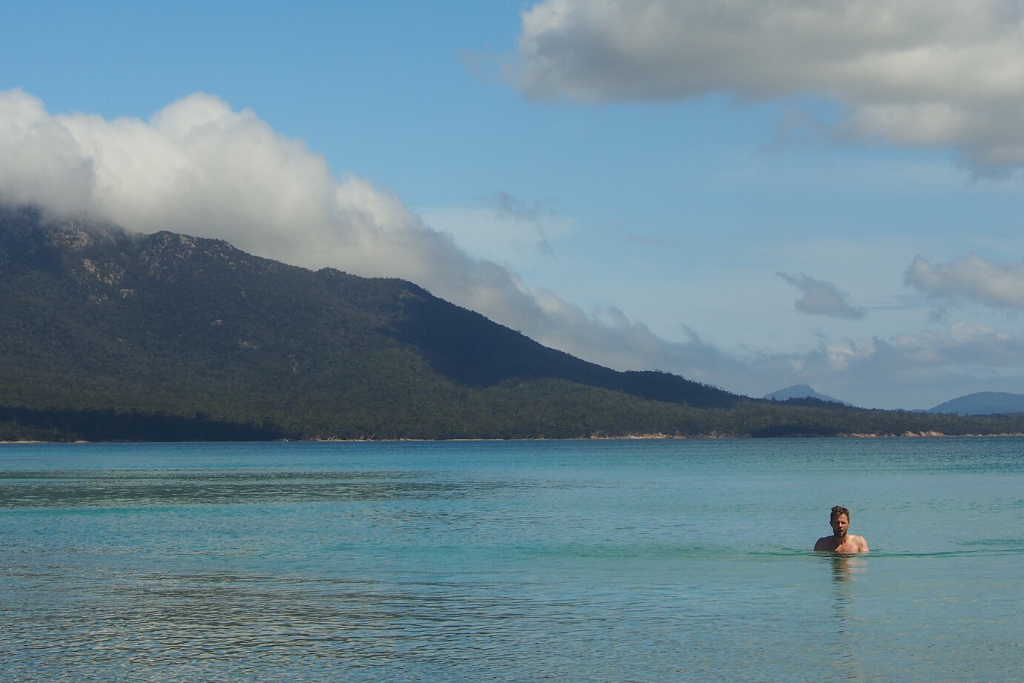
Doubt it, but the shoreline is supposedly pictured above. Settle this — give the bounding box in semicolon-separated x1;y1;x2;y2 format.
4;432;1024;445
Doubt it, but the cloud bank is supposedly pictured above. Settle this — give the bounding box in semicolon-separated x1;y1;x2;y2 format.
515;0;1024;170
778;273;865;319
907;254;1024;309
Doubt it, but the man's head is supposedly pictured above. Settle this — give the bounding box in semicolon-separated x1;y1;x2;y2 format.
830;505;850;537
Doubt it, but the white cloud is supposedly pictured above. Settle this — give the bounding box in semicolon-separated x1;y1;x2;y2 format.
890;322;1024;366
778;272;865;319
907;253;1024;308
0;90;96;214
514;0;1024;170
420;193;573;264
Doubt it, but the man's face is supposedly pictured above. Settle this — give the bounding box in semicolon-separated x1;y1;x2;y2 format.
830;514;849;537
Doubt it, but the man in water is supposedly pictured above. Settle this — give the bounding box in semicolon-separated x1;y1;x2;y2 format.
814;505;868;553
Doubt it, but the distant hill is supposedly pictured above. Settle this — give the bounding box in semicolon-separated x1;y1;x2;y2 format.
3;203;1024;441
928;392;1024;416
764;384;847;405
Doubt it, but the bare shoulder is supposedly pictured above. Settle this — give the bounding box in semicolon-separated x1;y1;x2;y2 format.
852;535;869;552
814;536;835;551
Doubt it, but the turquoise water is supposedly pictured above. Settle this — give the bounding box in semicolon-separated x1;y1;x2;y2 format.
1;438;1022;682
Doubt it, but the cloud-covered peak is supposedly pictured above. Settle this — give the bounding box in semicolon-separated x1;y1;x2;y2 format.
514;0;1024;171
0;88;687;382
778;273;865;319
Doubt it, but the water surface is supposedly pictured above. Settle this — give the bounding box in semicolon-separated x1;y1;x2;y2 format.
2;439;1021;681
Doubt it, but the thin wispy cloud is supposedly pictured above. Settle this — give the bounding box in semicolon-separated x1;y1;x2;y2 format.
513;0;1024;172
760;107;833;154
493;191;543;223
490;191;555;258
778;273;865;320
907;254;1024;309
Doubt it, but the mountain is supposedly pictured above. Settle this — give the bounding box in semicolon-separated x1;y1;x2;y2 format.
928;392;1024;416
3;204;1024;441
0;204;736;440
764;384;847;405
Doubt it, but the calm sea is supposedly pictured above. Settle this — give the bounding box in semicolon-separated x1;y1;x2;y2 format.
1;438;1021;682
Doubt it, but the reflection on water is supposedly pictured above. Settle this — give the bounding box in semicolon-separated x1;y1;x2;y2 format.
0;470;521;509
828;554;865;633
823;553;869;678
829;553;867;584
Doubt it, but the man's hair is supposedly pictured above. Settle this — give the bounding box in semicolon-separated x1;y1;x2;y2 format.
830;505;850;521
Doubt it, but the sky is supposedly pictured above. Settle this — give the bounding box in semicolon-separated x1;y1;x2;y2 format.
3;0;1024;409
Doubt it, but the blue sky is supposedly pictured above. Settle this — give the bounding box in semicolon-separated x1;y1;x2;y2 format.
4;0;1024;408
